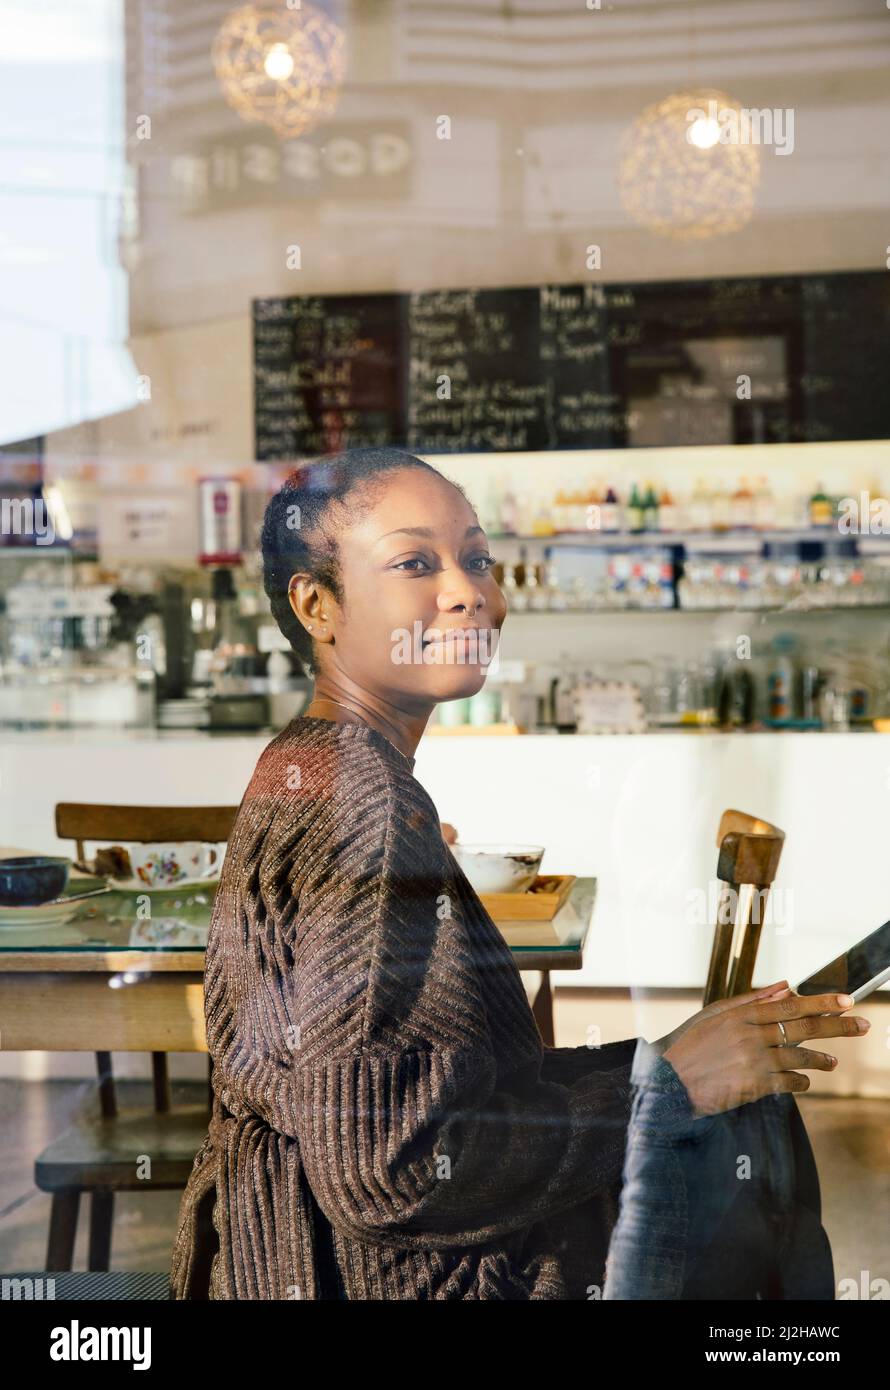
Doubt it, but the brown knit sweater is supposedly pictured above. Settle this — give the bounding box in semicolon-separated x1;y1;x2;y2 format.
169;714;643;1300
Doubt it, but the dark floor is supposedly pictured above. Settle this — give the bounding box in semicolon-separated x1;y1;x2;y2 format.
2;1078;888;1291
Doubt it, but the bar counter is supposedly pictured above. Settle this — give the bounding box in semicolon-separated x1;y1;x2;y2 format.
2;726;888;992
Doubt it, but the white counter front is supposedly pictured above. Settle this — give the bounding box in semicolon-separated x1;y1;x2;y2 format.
2;728;887;991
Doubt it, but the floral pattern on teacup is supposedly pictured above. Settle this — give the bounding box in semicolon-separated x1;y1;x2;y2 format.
136;853;188;887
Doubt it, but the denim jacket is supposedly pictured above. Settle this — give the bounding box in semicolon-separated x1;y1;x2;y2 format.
603;1041;835;1300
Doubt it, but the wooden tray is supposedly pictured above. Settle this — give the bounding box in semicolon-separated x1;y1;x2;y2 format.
480;874;576;922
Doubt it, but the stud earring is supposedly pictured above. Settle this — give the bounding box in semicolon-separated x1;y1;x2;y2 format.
307;623;313;631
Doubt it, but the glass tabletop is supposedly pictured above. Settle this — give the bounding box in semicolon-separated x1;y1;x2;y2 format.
0;878;595;957
0;886;215;954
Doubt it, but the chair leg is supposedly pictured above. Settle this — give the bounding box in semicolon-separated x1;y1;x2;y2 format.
95;1051;117;1118
531;972;555;1046
89;1191;114;1271
728;887;770;996
46;1191;80;1271
151;1052;171;1113
703;882;738;1006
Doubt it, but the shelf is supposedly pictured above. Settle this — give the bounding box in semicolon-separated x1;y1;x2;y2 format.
489;530;883;551
0;547;97;560
505;604;890;617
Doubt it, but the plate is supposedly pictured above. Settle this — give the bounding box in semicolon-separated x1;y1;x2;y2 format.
0;893;103;929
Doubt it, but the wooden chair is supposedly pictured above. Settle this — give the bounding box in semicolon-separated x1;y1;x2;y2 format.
703;809;786;1007
36;803;237;1272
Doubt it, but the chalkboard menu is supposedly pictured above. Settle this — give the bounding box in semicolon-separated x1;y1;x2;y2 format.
253;271;890;457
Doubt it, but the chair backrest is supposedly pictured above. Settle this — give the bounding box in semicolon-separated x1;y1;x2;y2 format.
703;808;785;1006
55;803;238;862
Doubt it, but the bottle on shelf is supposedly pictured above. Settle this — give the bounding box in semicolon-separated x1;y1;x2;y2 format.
553;483;570;534
515;490;535;537
500;482;519;536
767;634;797;720
584;482;602;533
753;475;774;531
711;480;731;532
657;486;679;532
626;482;644;532
500;561;520;608
543;558;567;610
689;478;712;531
642;483;659;531
523;558;542;609
550;657;578;732
731;477;754;529
507;550;528;611
569;481;587;532
531;496;554;536
601;486;622;532
809;482;834;529
717;647;755;728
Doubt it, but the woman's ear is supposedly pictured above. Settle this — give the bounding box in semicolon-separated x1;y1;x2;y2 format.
287;574;333;648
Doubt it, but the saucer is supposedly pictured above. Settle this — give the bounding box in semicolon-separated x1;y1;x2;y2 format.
108;875;220;895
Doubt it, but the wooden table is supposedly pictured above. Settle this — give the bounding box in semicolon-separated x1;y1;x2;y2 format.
0;878;596;1051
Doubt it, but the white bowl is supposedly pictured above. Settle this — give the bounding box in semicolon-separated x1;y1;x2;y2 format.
453;844;544;894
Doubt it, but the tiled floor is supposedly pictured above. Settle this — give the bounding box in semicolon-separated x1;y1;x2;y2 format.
2;1078;887;1292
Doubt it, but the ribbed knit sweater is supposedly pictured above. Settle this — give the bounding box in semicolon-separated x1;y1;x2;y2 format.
169;714;663;1300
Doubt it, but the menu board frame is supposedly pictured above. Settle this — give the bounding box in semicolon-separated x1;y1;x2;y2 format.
253;270;889;457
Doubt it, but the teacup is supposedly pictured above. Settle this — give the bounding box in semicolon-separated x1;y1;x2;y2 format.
128;842;219;888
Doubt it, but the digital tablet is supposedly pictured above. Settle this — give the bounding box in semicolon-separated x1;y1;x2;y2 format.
795;919;890;1003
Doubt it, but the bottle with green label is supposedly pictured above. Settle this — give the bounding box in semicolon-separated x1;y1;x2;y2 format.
642;483;659;531
626;483;644;532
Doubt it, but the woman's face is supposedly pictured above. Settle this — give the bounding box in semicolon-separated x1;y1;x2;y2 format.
317;468;507;706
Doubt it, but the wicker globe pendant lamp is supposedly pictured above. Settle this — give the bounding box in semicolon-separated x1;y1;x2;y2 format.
618;88;762;240
212;2;347;140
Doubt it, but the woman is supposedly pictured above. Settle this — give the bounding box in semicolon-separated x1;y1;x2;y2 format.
170;446;866;1300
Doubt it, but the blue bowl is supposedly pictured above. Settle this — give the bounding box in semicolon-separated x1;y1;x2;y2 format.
0;856;71;907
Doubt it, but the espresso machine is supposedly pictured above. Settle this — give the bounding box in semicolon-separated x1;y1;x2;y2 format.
155;487;312;737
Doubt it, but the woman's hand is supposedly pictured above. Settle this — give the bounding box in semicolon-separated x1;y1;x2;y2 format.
655;980;871;1118
651;980;804;1057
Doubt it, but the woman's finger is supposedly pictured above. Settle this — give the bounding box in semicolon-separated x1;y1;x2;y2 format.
765;1013;870;1046
768;1045;837;1072
705;981;790;1015
748;991;854;1025
767;1071;811;1095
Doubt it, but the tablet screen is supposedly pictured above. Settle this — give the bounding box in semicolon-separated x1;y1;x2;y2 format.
797;919;890;997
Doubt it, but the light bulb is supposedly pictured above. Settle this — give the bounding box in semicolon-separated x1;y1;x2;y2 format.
264;41;294;81
687;115;721;149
